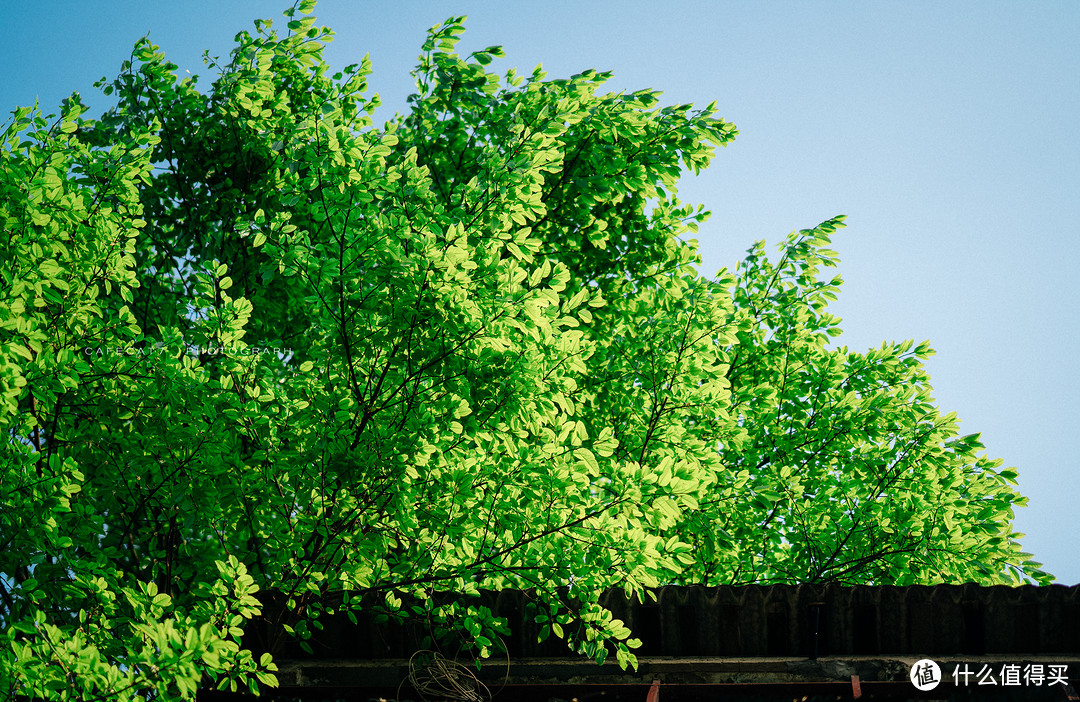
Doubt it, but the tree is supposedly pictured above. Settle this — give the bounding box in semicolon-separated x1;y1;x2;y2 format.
0;2;1050;698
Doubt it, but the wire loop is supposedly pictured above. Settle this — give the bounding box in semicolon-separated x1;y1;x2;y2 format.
400;649;492;702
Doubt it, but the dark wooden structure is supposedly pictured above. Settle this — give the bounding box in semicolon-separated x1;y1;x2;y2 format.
201;583;1080;701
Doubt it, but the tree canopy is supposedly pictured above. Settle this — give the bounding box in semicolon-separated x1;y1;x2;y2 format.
0;2;1050;698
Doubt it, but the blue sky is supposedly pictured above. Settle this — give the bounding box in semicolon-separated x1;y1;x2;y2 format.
4;1;1078;585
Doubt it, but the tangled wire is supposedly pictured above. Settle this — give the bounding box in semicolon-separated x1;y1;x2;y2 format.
399;650;493;702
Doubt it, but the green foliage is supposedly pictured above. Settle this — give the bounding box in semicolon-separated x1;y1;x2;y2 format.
0;2;1050;698
672;221;1046;586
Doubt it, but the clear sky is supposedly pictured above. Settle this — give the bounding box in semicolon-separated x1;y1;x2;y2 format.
4;1;1077;585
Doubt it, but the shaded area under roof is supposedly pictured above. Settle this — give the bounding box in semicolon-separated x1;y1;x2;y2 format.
209;584;1080;701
